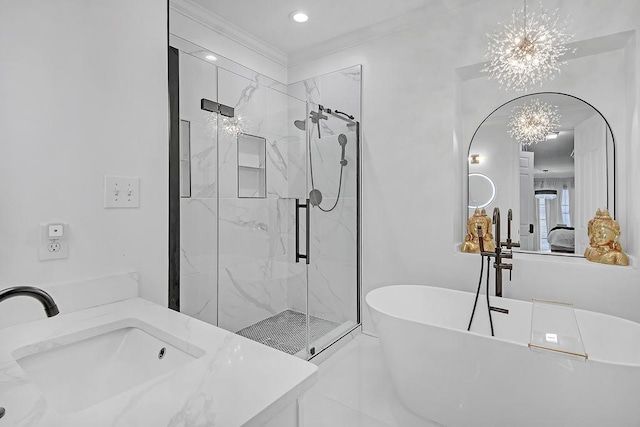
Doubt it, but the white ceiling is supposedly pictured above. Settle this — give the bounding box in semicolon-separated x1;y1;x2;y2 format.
188;0;438;57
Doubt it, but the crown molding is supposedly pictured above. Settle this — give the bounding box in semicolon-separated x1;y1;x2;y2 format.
170;0;481;71
287;3;446;67
169;0;288;67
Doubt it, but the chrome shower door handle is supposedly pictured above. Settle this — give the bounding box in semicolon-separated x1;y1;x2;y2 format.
295;199;310;264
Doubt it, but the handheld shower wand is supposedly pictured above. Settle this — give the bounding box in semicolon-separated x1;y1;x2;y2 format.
338;134;348;166
305;106;356;213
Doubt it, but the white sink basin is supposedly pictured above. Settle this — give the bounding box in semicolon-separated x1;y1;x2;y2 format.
12;319;204;413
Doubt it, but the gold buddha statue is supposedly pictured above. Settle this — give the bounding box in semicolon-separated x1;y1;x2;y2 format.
461;208;495;253
584;209;628;266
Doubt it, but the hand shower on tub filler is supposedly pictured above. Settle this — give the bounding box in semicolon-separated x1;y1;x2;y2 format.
467;207;518;336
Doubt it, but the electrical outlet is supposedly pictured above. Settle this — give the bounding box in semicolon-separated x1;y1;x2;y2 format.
47;242;61;252
38;223;68;261
104;176;140;208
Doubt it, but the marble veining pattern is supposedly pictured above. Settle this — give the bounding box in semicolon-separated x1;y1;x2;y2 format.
266;137;288;198
218;199;269;259
308;132;357;199
304;78;321;105
287;97;308;199
284;65;361;328
218;69;267;199
265;85;290;199
0;298;317;426
178;50;220;329
269;198;288;258
188;120;217;198
180;198;217;276
217;198;290;333
216;79;294;337
181;271;217;326
218;258;290;333
179;52;361;344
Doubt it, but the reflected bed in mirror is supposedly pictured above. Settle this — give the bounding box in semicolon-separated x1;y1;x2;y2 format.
467;92;615;257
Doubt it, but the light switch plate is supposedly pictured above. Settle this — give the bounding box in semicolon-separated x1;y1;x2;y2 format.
104;176;140;208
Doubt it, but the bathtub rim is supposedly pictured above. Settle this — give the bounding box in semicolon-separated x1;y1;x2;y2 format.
366;283;640;367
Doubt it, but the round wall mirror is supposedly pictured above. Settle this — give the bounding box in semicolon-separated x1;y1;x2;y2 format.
467;92;615;256
468;173;496;209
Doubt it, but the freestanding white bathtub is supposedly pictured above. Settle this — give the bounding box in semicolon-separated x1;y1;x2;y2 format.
366;285;640;427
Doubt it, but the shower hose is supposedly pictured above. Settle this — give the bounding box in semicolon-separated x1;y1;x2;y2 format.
467;255;495;337
308;135;345;213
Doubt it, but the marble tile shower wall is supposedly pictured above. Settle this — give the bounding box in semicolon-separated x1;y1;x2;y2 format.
288;66;361;325
179;52;218;325
217;68;308;332
178;49;360;333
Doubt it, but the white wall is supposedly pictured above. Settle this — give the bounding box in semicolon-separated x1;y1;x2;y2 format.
0;1;168;306
468;122;519;217
170;0;288;84
288;0;640;334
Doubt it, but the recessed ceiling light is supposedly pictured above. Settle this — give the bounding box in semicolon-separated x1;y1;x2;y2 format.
291;11;308;23
205;54;217;61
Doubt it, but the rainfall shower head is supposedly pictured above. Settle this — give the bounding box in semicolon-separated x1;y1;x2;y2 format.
294;120;306;131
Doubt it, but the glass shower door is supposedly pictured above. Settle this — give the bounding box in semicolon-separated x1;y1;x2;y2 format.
304;106;360;357
174;41;360;359
215;73;314;358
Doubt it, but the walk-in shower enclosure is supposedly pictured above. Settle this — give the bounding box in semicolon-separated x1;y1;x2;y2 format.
169;37;361;360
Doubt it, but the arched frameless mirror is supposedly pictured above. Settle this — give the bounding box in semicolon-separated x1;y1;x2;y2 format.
467;92;615;256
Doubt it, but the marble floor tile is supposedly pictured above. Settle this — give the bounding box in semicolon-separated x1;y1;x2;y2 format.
303;391;392;427
306;334;441;427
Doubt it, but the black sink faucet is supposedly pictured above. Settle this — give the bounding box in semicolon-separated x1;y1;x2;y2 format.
0;286;59;317
0;286;59;419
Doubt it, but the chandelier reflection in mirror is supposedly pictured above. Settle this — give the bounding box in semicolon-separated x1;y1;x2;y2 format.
484;1;575;92
507;98;560;146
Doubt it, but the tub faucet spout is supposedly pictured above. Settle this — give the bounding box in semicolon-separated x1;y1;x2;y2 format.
503;209;521;249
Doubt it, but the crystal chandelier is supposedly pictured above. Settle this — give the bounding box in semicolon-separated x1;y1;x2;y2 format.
485;1;574;92
508;98;560;146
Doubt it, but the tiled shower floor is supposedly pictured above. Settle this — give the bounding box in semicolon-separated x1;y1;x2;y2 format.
236;309;340;355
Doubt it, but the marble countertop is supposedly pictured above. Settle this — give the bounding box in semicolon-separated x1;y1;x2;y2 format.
0;297;317;426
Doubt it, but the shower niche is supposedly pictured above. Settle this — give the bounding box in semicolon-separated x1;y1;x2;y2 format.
170;37;361;361
237;133;266;198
